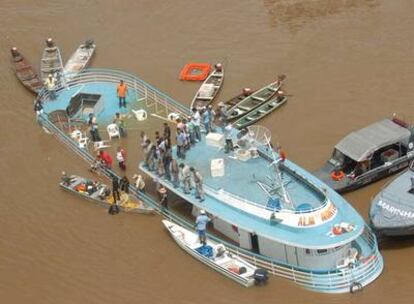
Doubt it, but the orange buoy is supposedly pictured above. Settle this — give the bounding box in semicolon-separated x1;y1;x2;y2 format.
179;63;211;81
331;170;345;181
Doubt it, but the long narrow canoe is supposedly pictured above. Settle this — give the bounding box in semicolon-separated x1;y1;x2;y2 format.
233;96;288;129
190;63;224;110
227;80;283;121
11;47;43;94
60;175;154;214
63;40;96;81
40;38;64;85
162;219;257;287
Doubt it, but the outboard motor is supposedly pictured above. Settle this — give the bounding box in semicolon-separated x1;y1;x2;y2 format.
253;268;269;286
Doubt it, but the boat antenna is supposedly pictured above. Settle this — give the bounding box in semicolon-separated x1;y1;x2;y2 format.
264;133;294;209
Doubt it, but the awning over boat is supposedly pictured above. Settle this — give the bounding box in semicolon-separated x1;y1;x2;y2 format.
335;119;411;162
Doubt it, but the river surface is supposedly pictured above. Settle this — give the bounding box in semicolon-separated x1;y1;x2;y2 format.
1;0;414;303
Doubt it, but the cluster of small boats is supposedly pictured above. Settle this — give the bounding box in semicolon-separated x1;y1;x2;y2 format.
313;115;414;237
11;37;96;95
189;67;288;129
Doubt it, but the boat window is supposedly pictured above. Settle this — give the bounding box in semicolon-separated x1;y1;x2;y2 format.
316;249;328;255
370;144;401;169
329;149;344;167
305;249;311;255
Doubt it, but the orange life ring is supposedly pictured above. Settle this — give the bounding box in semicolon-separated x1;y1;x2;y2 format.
179;63;211;81
331;170;345;181
332;225;343;235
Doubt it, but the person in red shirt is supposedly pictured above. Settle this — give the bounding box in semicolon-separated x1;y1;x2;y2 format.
99;150;113;168
116;80;128;108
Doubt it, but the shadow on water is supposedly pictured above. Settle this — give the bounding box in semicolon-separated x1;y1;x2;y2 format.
263;0;380;32
378;234;414;251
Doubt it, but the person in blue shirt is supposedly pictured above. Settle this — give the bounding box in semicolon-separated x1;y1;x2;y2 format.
195;209;211;245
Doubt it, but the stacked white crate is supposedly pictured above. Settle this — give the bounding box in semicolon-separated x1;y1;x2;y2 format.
211;158;225;177
206;132;224;148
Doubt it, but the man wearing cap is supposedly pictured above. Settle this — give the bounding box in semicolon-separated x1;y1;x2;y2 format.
116;80;128;108
195;210;211;245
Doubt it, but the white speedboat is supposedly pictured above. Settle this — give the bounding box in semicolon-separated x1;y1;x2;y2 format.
162;219;258;287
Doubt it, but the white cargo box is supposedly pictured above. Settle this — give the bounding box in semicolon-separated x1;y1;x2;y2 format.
211;158;225;177
206;132;224;147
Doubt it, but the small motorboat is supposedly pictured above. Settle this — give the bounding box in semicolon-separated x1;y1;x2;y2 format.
10;47;43;94
370;161;414;237
60;174;154;214
40;38;64;85
314;116;414;193
226;75;285;121
162;219;260;287
232;95;288;129
63;40;96;81
190;63;224;110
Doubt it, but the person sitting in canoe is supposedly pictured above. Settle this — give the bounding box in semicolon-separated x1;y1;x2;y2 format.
44;74;57;99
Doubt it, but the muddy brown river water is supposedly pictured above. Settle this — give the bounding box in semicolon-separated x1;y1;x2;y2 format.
1;0;414;303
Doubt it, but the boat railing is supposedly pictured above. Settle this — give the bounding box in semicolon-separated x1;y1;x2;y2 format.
354;155;411;182
205;185;330;216
37;68;191;118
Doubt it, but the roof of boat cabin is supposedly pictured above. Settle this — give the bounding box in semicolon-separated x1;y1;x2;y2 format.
335;119;411;162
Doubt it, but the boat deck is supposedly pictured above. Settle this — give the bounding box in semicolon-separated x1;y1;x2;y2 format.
42;82;137;121
141;136;366;249
177;136;323;210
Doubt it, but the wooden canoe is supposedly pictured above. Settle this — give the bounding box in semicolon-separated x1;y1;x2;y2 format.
227;81;282;121
40;38;64;84
233;96;288;129
60;175;155;214
162;219;257;287
190;64;224;110
10;47;43;94
63;40;96;81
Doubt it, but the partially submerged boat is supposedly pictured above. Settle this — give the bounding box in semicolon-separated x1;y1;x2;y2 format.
60;175;154;214
232;95;288;129
227;78;283;121
40;38;64;85
162;219;258;287
314;117;414;193
63;40;96;81
190;63;224;110
10;47;43;94
369;161;414;237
